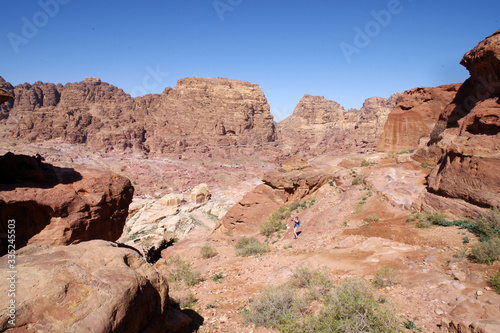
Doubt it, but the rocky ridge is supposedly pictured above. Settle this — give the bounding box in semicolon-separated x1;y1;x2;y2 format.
0;77;277;158
278;93;401;157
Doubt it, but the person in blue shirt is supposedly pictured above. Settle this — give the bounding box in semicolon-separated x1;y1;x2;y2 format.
293;216;301;239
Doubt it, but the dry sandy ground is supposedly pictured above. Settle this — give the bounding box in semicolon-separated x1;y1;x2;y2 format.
159;155;500;333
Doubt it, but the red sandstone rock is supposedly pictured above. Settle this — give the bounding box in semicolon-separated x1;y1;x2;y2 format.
377;84;461;152
0;240;190;332
0;153;134;253
278;93;400;157
422;30;500;209
0;77;277;158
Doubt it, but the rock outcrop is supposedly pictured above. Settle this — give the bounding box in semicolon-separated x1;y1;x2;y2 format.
0;240;190;332
0;153;133;254
212;161;333;238
0;77;277;158
420;30;500;209
278;93;400;157
377;84;461;152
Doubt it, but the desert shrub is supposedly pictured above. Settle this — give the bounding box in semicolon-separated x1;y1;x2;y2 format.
288;266;332;300
352;174;368;186
200;244;217;259
235;237;269;257
213;272;224;283
469;238;500;265
166;256;203;286
425;211;448;225
243;284;308;328
171;292;197;309
361;160;370;167
373;267;400;289
489;272;500;294
450;247;467;263
473;208;500;240
315;278;401;333
364;214;380;223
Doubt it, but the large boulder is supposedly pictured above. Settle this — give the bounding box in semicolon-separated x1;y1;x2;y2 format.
421;30;500;209
0;240;190;332
0;153;134;254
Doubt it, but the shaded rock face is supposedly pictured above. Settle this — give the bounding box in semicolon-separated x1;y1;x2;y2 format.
0;153;134;254
212;164;332;238
377;84;461;152
0;77;277;158
0;240;190;332
278;93;400;157
422;30;500;209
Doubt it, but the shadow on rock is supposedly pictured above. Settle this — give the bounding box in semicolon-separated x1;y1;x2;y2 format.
0;152;82;190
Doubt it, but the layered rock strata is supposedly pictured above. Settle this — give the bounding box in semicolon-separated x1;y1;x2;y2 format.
0;77;277;158
278;93;400;157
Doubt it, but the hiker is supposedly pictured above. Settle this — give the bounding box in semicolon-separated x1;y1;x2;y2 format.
293;216;301;239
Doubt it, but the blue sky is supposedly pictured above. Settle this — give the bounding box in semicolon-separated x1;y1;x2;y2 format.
1;1;499;121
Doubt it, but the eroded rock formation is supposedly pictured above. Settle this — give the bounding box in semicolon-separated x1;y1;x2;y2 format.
212;159;333;238
0;153;133;253
0;240;190;332
0;77;277;158
420;30;500;209
377;84;461;152
278;93;400;157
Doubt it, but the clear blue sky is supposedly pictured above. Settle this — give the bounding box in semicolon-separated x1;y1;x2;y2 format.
1;0;499;121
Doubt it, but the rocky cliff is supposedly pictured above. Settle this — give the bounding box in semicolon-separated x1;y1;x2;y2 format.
278;93;400;157
419;30;500;209
0;77;277;158
377;84;461;152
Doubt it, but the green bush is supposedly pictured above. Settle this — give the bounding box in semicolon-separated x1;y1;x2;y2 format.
489;272;500;294
288;266;331;300
361;160;370;167
473;208;500;240
314;278;401;333
166;256;203;286
373;267;400;289
235;236;269;257
352;174;368;186
260;203;297;236
469;238;500;265
364;214;380;223
200;244;218;259
243;285;308;328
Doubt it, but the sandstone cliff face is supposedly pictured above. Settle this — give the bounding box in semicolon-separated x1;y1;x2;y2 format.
0;241;190;332
0;153;134;253
0;77;277;158
278;93;400;157
421;30;500;209
377;84;461;152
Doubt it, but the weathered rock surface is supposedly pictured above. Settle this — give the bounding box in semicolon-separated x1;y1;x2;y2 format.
0;153;133;254
0;240;190;332
212;162;333;238
0;88;13;107
278;93;400;157
0;76;277;158
377;84;461;152
421;30;500;209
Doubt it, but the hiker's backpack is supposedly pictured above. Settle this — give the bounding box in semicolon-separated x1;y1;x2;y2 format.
297;219;301;226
